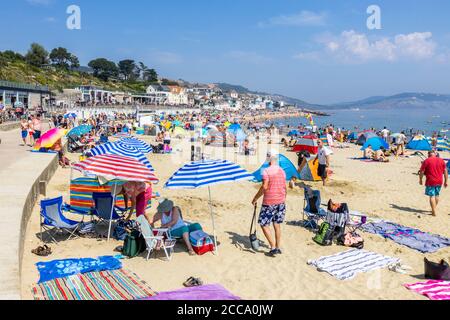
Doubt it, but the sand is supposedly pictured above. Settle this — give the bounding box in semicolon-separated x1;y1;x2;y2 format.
21;133;450;300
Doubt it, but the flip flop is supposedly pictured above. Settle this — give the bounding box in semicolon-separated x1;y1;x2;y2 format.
183;277;196;287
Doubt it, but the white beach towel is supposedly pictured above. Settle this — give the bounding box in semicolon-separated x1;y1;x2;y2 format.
308;249;400;280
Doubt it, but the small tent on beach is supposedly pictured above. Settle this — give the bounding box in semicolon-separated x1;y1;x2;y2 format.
299;159;322;182
406;136;432;151
356;132;377;146
292;135;319;154
252;154;300;182
361;137;389;151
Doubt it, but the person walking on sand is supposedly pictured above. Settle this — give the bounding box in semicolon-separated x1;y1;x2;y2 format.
252;151;287;257
20;117;29;146
314;140;333;186
419;150;448;216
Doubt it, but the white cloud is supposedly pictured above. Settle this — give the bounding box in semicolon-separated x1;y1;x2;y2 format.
258;11;327;28
297;30;437;63
27;0;52;5
150;51;183;64
225;51;272;64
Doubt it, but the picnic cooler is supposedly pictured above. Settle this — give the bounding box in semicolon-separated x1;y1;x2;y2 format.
189;230;215;255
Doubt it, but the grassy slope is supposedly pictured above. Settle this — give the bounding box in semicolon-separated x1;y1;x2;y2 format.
0;61;148;93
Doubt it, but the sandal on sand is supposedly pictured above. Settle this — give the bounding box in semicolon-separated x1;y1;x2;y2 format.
183;277;203;287
32;245;52;257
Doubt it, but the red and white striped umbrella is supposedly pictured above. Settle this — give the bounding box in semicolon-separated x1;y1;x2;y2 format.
73;154;158;182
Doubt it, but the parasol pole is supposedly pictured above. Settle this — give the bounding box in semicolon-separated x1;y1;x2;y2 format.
107;183;117;241
208;186;218;255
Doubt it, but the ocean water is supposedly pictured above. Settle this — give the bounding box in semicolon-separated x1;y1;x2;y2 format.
273;108;450;135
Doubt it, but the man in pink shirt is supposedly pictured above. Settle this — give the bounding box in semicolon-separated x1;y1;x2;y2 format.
252;152;287;256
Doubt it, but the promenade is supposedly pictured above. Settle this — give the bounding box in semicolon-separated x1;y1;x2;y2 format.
0;124;59;299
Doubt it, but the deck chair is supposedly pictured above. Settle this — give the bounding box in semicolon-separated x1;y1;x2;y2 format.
67;134;87;153
91;192;126;235
136;216;176;261
302;187;327;230
40;196;83;244
325;203;350;239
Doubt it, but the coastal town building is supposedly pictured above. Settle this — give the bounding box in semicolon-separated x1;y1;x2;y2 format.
0;80;52;109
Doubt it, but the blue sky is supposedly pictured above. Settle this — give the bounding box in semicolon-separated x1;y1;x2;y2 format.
1;0;450;104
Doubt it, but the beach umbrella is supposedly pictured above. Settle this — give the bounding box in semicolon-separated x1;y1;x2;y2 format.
68;125;92;138
164;159;254;254
90;142;155;172
73;154;158;240
119;137;153;154
64;112;77;119
228;123;241;131
34;128;67;149
229;128;247;142
287;130;300;137
113;132;133;139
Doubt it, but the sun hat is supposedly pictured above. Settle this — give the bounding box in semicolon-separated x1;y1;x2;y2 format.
157;198;174;214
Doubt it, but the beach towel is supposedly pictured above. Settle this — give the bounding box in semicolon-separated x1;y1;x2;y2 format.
349;157;377;163
32;269;155;300
404;280;450;300
36;255;123;283
307;249;399;280
362;221;450;253
143;284;241;300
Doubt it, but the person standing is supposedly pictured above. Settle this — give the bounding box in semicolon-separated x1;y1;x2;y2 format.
396;131;407;156
314;140;333;186
419;150;448;216
252;152;287;256
20;117;29;146
381;127;390;143
32;114;42;141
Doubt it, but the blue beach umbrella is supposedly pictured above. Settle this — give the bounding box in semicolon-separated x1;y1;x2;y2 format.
90;142;155;172
164;159;254;253
119;137;153;154
64;112;77;119
68;125;92;137
288;130;300;137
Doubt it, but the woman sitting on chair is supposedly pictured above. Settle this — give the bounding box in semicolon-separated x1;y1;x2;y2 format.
150;199;202;256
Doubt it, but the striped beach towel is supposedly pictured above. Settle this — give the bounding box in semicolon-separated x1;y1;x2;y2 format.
308;249;400;280
404;280;450;300
32;269;155;300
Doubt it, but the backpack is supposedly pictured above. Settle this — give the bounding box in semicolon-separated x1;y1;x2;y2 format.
313;222;334;246
122;229;146;258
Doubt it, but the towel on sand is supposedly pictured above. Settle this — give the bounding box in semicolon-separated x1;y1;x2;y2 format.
404;280;450;300
143;284;241;300
362;221;450;253
308;249;399;280
36;255;123;283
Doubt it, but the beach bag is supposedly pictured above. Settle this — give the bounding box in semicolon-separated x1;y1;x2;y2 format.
424;258;450;280
249;205;260;251
313;222;334;246
189;230;215;255
122;229;146;258
337;232;364;249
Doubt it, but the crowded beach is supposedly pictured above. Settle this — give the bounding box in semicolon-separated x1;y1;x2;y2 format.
14;107;449;301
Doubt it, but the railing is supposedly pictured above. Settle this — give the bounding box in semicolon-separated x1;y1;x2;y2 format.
0;80;50;92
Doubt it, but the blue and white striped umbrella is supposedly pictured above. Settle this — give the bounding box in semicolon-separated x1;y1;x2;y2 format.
90;142;155;172
164;159;253;189
164;159;253;254
119;137;153;154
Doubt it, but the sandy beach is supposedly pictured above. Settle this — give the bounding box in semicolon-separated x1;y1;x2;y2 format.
20;132;450;300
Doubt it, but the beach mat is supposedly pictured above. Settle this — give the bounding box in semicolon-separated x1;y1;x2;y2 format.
32;269;155;300
362;221;450;253
404;280;450;300
308;249;399;280
143;284;241;300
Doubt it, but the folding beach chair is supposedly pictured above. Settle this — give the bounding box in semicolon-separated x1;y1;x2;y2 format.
136;216;176;261
302;187;327;230
67;134;87;153
40;196;84;244
325;203;350;238
91;192;126;235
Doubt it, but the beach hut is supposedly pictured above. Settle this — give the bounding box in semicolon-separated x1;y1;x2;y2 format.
299;160;322;182
292;135;319;154
356;132;377;146
252;154;300;182
406;136;432;151
361;137;389;151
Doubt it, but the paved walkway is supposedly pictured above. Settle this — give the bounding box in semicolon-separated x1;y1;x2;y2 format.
0;124;59;299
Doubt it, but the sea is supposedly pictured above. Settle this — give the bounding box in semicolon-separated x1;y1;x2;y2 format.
272;108;450;136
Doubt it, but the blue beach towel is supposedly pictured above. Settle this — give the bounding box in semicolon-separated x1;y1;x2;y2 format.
36;255;123;283
362;221;450;253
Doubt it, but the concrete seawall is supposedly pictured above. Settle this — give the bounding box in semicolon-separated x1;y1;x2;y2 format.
0;125;60;299
0;122;20;132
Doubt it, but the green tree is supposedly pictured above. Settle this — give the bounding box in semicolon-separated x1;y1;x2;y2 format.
49;47;71;69
25;43;49;67
144;68;158;82
2;50;24;62
118;59;137;81
69;54;80;69
88;58;119;81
